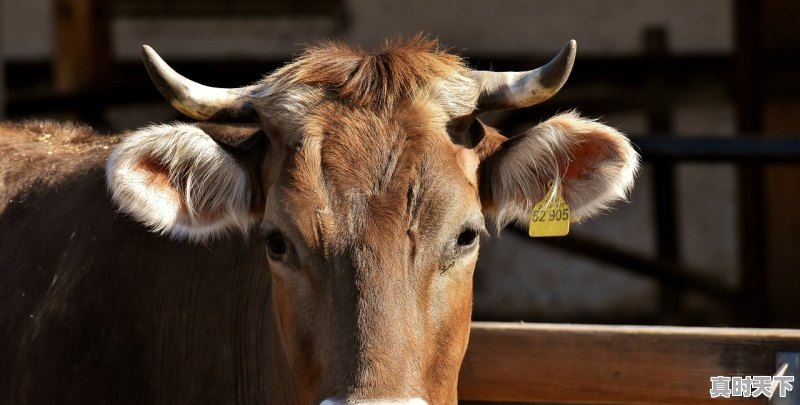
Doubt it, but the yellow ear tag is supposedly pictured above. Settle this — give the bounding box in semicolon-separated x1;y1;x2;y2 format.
528;181;570;237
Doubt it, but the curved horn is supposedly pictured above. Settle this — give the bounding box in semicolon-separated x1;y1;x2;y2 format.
472;40;576;111
141;45;261;121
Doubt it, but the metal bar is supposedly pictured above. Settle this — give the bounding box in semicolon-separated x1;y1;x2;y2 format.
734;0;769;327
511;229;738;302
631;137;800;162
643;26;682;323
5;86;162;117
652;156;682;319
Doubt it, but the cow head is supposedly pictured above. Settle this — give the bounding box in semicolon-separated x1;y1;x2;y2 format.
106;36;639;404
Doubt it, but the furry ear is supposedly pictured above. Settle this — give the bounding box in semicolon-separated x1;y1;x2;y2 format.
106;123;266;241
479;112;639;231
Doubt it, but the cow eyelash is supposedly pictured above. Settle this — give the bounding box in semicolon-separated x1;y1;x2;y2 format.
455;225;486;251
262;231;288;259
457;229;479;246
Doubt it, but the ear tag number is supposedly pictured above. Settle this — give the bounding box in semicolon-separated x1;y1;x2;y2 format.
528;181;570;237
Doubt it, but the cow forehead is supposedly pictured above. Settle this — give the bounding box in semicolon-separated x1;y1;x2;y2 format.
269;105;479;251
253;38;484;252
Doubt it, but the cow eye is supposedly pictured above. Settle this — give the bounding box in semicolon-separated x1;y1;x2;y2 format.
264;232;287;258
456;228;479;247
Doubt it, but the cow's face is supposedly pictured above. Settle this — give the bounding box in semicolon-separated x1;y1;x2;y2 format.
107;37;639;405
258;98;484;405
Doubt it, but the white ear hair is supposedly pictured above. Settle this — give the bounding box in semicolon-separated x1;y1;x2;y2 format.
106;123;256;241
482;112;640;232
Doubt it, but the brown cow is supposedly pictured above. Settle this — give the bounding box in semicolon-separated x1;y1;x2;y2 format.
0;36;639;404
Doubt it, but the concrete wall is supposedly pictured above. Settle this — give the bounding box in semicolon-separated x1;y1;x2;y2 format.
3;0;732;60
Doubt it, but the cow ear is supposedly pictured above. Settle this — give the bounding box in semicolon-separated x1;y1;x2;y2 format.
106;123;266;241
479;112;639;231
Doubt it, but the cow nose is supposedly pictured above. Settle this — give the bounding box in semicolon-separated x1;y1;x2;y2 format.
319;398;428;405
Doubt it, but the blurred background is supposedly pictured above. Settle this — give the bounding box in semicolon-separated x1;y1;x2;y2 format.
1;0;798;328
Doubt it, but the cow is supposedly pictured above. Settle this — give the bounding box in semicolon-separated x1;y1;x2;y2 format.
0;36;639;404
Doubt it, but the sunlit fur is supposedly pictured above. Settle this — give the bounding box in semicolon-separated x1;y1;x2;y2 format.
319;398;428;405
106;124;255;241
0;34;640;405
99;38;639;404
258;35;480;120
480;111;640;232
1;121;115;213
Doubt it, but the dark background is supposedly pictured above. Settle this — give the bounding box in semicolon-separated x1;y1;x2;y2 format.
1;0;798;328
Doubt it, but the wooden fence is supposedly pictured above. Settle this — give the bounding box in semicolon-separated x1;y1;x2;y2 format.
459;322;800;404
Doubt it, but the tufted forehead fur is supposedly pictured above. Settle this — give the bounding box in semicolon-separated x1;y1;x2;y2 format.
255;35;480;124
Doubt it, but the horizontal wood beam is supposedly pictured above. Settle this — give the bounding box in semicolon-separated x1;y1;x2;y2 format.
459;322;800;404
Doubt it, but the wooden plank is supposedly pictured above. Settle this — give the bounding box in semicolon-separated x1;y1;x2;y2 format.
459;322;800;404
54;0;112;93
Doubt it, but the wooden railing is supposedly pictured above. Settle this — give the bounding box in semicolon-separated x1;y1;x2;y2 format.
459;322;800;404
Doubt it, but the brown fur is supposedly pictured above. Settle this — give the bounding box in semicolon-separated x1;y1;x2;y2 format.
0;121;118;211
266;35;468;109
261;100;478;403
3;38;638;405
0;123;297;405
248;41;634;402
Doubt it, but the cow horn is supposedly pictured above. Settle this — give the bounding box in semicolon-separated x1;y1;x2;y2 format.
141;45;261;121
471;39;576;111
